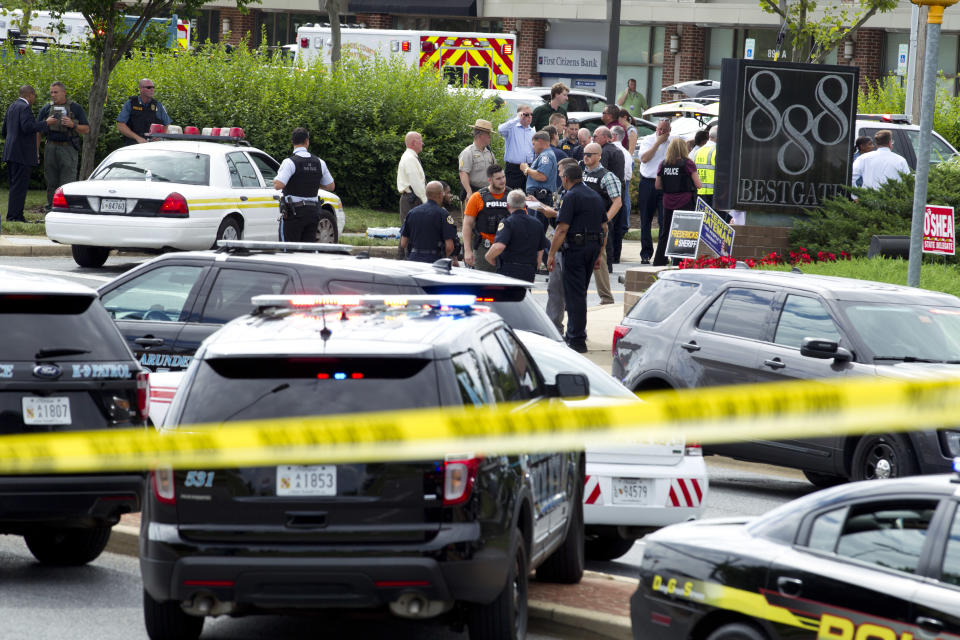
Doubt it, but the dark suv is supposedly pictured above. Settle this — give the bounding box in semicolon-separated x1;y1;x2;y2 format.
140;295;585;640
98;241;561;372
612;268;960;485
0;269;147;565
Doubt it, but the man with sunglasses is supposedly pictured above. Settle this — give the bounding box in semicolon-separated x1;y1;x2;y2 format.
497;104;535;190
117;79;171;145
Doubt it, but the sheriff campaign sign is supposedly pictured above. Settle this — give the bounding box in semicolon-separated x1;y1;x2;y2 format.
665;211;705;260
923;205;956;255
716;59;858;214
695;197;735;257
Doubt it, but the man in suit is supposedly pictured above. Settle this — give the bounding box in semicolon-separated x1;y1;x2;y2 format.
2;86;56;224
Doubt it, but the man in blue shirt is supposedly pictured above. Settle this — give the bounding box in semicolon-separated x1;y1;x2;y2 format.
497;104;534;190
523;131;558;232
116;79;172;145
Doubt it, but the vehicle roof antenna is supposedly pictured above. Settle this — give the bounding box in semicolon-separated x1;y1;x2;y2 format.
319;307;333;342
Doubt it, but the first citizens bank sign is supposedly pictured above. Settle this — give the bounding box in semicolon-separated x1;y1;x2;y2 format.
715;59;859;214
537;49;602;75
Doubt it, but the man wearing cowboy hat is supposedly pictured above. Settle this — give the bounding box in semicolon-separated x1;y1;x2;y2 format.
458;119;497;202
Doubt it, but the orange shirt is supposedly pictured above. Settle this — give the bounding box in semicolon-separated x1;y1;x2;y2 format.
464;189;507;242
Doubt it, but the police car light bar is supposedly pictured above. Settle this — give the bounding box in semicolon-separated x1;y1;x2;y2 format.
252;294;478;310
216;240;353;255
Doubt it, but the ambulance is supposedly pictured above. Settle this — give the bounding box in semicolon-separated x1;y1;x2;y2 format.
295;25;516;90
0;10;189;50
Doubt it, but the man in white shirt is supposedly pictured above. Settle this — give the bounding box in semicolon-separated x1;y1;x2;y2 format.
636;118;675;264
852;129;909;190
397;131;427;257
611;125;633;264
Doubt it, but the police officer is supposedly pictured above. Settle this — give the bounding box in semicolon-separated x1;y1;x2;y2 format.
547;164;605;353
485;189;549;282
37;81;89;211
694;125;717;208
534;157;579;334
272;127;335;242
116;79;171;145
458;119;496;202
463;164;510;272
400;181;457;263
581;142;622;305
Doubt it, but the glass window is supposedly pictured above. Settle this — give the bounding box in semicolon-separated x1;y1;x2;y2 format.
200;269;290;324
746;28;783;62
883;33;910;77
835;500;938;574
940;504;960;586
627;279;700;323
903;129;957;165
91;151;210;185
620;26;651;64
774;295;841;348
467;66;490;89
618;25;664;109
101;265;205;322
480;333;521;403
807;506;848;552
708;288;775;340
452;350;490;407
840;303;960;362
708;28;735;69
226;152;261;188
248;152;279;182
494;329;539;398
443;66;464;87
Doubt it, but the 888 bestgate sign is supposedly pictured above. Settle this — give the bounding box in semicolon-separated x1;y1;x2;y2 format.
716;59;858;213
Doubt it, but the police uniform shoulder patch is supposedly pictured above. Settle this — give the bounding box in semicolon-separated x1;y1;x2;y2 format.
497;222;505;231
447;215;455;225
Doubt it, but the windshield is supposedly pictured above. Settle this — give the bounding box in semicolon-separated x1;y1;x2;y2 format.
839;302;960;362
518;333;634;399
91;151;210;185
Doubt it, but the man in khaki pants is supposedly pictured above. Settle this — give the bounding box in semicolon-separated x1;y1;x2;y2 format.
37;82;89;211
581;143;621;304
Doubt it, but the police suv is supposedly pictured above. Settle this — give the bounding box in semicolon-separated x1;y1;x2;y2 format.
140;294;585;640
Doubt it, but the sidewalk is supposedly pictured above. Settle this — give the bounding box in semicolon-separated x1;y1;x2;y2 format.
108;513;633;639
0;234;73;256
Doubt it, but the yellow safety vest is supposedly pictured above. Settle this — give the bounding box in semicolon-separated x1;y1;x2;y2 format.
695;145;716;195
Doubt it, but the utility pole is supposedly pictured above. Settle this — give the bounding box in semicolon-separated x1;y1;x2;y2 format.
606;0;621;104
905;4;928;122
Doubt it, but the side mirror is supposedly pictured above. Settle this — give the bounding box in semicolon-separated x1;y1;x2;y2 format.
801;338;852;363
551;373;590;399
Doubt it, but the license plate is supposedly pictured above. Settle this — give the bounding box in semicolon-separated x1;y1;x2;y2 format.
22;397;71;425
276;465;336;496
612;478;652;505
100;198;126;213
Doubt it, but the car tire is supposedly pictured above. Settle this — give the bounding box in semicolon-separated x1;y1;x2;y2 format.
467;527;527;640
585;531;636;561
71;245;110;268
143;588;204;640
706;622;769;640
535;492;584;584
214;217;242;246
317;208;338;243
24;525;111;566
802;470;846;488
851;433;918;481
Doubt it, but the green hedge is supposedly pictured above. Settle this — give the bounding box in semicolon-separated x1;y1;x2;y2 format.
0;42;503;208
859;74;960;152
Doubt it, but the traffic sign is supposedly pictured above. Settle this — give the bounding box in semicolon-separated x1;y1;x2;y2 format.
898;43;909;76
745;38;755;60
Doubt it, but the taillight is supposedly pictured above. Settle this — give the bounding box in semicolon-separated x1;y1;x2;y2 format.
685;441;702;456
159;192;189;217
613;324;631;355
443;455;482;506
151;466;176;504
136;371;150;423
300;36;309;48
52;188;68;208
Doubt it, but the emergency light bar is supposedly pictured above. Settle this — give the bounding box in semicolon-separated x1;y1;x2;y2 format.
216;240;352;255
252;294;478;311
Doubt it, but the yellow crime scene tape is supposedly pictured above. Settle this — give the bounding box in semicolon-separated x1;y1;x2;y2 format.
1;374;959;474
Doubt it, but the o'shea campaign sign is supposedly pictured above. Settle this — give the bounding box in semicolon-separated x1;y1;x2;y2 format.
923;205;956;256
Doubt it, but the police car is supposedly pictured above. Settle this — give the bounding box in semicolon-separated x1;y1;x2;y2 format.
140;294;585;640
630;468;960;640
44;130;344;268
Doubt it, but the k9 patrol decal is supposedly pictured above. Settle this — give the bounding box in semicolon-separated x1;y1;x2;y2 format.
71;363;131;378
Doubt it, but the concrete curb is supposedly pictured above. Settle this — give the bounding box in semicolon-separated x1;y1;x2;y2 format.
0;240;73;257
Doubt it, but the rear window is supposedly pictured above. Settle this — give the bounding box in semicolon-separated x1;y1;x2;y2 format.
421;285;563;341
176;356;442;424
90;151;210;185
627;279;699;322
0;294;133;361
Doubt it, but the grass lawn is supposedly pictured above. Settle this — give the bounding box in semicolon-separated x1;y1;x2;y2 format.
0;189;49;234
758;257;960;298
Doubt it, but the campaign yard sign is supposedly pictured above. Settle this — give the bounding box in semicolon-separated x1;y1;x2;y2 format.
665;211;704;260
695;197;735;257
923;205;956;255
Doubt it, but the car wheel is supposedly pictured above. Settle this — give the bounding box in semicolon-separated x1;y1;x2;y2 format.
706;622;769;640
851;433;918;481
317;208;338;243
467;527;527;640
585;531;636;561
71;245;110;268
143;588;204;640
24;525;111;566
802;470;846;488
214;217;242;245
535;491;584;584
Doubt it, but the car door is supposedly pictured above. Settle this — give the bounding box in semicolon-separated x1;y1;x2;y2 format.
914;498;960;637
765;497;940;638
225;151;275;240
669;286;777;388
99;262;210;371
750;293;852;470
246;150;284;234
175;265;295;362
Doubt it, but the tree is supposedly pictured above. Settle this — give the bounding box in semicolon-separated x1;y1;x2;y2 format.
13;0;254;178
319;0;347;68
759;0;897;64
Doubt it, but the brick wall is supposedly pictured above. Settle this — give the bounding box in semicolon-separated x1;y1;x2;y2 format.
219;8;259;46
503;18;546;87
836;28;883;89
661;24;707;95
729;225;792;260
356;13;393;29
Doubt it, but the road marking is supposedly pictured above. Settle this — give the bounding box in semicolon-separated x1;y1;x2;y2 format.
3;265;111;283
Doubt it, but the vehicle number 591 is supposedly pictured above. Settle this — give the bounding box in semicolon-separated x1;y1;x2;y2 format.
651;574;693;597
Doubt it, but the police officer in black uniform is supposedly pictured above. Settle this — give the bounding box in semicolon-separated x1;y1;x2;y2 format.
116;79;171;145
400;181;457;263
463;164;511;272
485;189;549;282
546;164;606;353
273;127;336;242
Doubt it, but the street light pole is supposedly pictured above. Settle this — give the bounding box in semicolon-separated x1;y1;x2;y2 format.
907;0;958;288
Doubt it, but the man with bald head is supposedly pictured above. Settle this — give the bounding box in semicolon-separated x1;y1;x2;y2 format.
397;131;427;257
116;78;171;145
3;85;57;224
400;180;457;263
581;142;622;304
